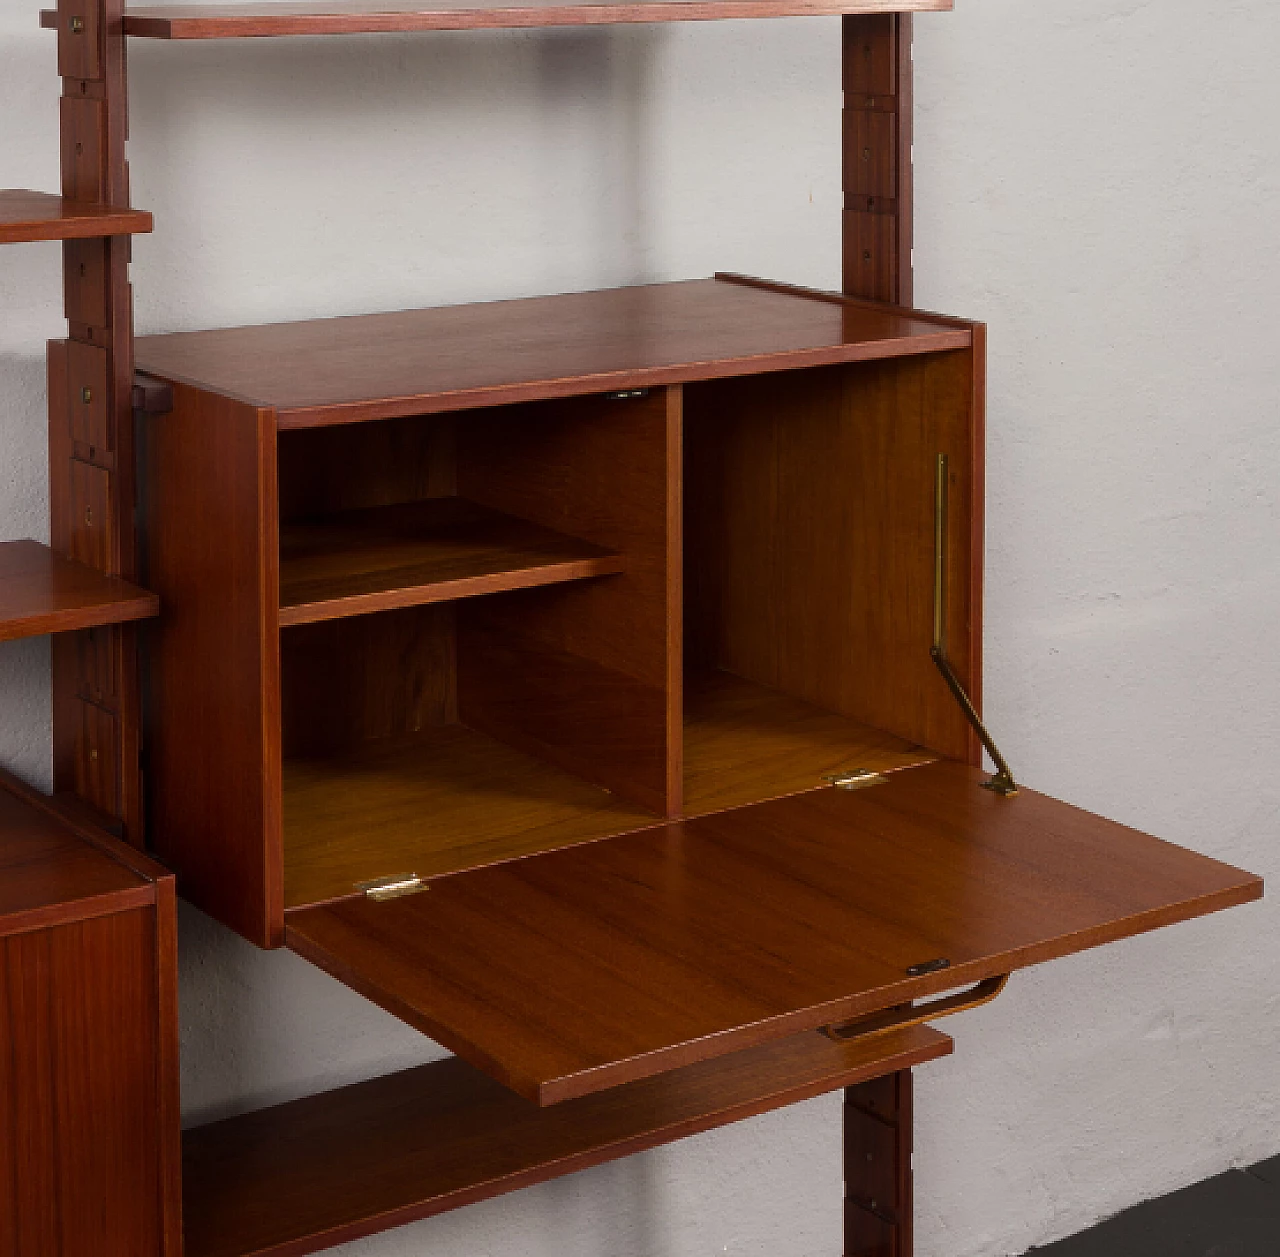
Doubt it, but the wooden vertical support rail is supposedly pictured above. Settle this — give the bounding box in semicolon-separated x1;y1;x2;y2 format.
49;0;144;840
843;13;915;1256
845;1071;913;1257
842;12;913;305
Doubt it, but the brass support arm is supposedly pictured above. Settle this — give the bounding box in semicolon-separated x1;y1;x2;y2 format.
933;453;1018;797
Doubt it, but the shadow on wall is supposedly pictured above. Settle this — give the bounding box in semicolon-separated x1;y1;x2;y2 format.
125;26;670;327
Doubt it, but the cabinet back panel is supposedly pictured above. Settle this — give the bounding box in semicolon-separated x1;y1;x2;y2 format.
278;413;457;522
685;352;978;762
281;604;457;758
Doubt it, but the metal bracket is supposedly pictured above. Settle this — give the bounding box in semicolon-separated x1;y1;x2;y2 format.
933;453;1018;798
824;974;1010;1044
823;768;889;791
356;873;425;902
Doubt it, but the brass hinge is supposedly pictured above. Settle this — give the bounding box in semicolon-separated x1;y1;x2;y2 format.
823;768;889;791
934;453;1018;798
356;873;425;902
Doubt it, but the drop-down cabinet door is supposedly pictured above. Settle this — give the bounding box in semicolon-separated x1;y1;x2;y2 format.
285;759;1261;1106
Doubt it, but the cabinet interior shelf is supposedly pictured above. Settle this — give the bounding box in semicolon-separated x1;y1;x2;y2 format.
0;540;159;643
183;1026;951;1257
0;191;153;244
121;0;952;40
279;497;623;627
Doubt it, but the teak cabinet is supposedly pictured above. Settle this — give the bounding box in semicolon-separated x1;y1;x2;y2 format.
0;3;1265;1256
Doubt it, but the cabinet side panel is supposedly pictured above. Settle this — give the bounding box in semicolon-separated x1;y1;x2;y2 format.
139;386;282;946
457;389;681;816
0;911;166;1256
685;352;977;761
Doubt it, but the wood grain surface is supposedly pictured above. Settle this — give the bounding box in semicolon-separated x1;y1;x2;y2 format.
0;190;151;244
124;0;953;39
0;539;157;642
286;759;1261;1104
0;911;165;1256
278;497;623;627
685;348;979;763
0;777;152;940
684;670;935;815
458;388;681;816
282;722;656;908
133;279;971;428
182;1027;952;1257
138;385;284;947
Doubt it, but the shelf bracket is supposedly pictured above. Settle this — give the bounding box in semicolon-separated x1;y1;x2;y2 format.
824;974;1010;1044
932;453;1018;798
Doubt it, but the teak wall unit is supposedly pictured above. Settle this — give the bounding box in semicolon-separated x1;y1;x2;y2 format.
0;3;1263;1255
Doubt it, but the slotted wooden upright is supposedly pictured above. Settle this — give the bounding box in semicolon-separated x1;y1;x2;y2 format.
0;3;1265;1256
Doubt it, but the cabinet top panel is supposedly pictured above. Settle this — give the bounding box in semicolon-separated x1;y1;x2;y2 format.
134;276;973;428
124;0;950;39
0;774;155;939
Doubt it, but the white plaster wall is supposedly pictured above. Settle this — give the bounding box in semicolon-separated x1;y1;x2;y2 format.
2;1;1278;1253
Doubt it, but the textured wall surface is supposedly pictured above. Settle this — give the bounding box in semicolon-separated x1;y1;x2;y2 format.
1;2;1277;1254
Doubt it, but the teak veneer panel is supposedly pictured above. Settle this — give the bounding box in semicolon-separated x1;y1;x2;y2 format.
0;775;152;939
183;1027;952;1257
458;387;682;816
139;385;284;947
0;540;158;642
286;760;1261;1104
0;768;181;1256
282;723;657;908
132;279;971;428
683;670;935;815
124;0;952;40
278;497;623;627
0;190;152;243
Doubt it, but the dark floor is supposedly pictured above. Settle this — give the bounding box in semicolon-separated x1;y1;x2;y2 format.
1028;1155;1280;1256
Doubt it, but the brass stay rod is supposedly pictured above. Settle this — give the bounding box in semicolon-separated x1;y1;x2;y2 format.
932;453;1018;798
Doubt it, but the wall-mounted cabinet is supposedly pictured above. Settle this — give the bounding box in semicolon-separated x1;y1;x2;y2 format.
134;275;1260;1110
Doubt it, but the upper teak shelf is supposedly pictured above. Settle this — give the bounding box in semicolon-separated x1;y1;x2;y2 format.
0;191;153;244
117;0;950;39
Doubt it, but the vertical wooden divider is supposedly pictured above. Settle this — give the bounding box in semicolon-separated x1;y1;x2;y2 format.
50;0;144;842
456;385;683;819
843;14;917;1257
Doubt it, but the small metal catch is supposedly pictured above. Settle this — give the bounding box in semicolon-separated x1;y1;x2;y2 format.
906;958;951;977
823;768;888;791
606;389;650;401
356;873;425;902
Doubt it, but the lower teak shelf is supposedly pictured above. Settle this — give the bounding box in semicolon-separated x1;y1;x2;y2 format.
183;1025;952;1257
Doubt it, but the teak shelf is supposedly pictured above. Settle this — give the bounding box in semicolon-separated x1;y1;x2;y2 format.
183;1027;952;1257
0;190;153;244
119;0;952;39
2;2;1265;1256
0;540;158;642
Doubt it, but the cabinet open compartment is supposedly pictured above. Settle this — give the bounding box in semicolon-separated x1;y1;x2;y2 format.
136;276;1261;1110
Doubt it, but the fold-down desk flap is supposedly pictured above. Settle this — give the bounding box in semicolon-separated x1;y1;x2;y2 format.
285;759;1261;1105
